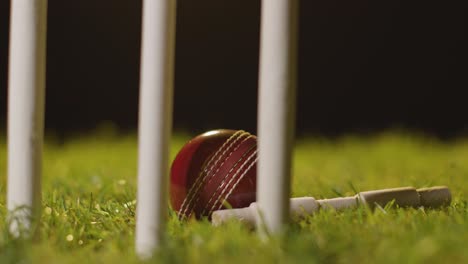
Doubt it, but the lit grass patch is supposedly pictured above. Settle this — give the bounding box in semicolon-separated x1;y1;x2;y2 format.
0;132;467;263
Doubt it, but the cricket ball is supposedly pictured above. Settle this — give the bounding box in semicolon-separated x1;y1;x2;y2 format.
170;129;257;219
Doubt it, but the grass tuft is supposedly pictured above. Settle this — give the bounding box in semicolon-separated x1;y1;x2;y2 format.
0;132;467;263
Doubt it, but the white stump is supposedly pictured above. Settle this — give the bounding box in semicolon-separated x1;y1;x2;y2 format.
7;0;48;234
257;0;299;234
135;0;177;258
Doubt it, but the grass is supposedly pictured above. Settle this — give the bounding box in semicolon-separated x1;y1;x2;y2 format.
0;131;467;263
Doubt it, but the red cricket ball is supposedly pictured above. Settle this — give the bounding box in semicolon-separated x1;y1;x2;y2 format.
170;129;257;220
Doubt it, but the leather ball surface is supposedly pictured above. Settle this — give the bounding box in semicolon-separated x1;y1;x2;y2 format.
170;129;257;219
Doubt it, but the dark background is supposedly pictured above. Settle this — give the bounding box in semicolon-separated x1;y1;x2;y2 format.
1;0;467;139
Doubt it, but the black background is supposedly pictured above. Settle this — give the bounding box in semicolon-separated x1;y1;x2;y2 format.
1;0;467;139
